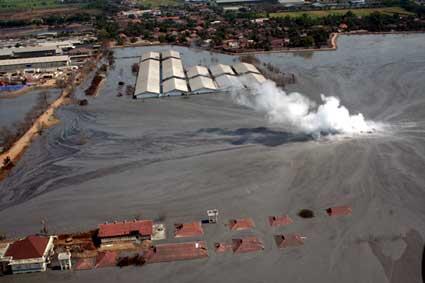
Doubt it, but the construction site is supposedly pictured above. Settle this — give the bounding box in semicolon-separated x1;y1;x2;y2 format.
0;35;425;283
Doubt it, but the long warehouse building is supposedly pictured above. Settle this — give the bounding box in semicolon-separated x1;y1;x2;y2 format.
0;55;70;73
209;64;235;77
134;59;160;98
233;62;260;75
189;76;217;94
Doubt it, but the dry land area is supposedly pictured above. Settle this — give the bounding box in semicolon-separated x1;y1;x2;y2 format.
0;34;424;283
270;6;414;18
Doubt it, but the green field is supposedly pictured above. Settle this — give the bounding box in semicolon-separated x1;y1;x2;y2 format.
0;0;64;10
270;7;414;18
136;0;182;7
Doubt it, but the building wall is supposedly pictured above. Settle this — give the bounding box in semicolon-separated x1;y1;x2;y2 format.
10;261;46;274
134;92;159;99
0;60;69;73
13;50;57;59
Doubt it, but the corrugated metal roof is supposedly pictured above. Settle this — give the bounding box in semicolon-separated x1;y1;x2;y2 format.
135;59;160;95
163;77;188;93
141;51;160;62
186;65;210;78
0;49;13;57
209;64;235;77
161;50;180;59
189;76;217;91
242;72;266;85
233;62;260;74
0;55;70;66
215;74;243;89
162;58;185;80
12;46;58;53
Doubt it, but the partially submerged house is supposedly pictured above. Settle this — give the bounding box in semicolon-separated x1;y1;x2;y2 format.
186;65;210;79
174;222;204;238
228;218;255;231
162;77;188;96
134;59;160;98
97;220;153;245
268;215;293;227
209;64;235;77
232;237;264;253
326;206;352;217
274;234;304;249
232;62;260;75
2;235;54;274
189;76;217;94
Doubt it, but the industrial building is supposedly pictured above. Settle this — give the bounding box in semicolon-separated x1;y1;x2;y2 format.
186;65;210;79
162;57;185;80
189;76;217;94
241;72;266;85
209;64;235;77
233;62;260;75
215;74;243;90
12;46;60;58
162;77;188;96
141;51;160;62
134;59;160;98
161;50;181;60
0;55;70;73
215;0;262;4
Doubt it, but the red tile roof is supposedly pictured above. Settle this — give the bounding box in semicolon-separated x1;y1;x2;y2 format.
174;222;204;238
95;251;117;268
75;257;95;270
268;215;293;227
98;220;153;238
232;237;264;253
145;241;208;263
228;218;255;231
4;235;50;260
274;234;304;249
326;206;352;217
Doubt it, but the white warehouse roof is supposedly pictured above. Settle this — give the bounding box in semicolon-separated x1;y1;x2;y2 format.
0;55;70;66
189;76;217;92
209;64;234;77
12;45;59;53
215;74;244;90
141;51;160;61
186;65;210;79
233;62;260;75
163;77;188;94
135;59;160;96
161;50;180;60
242;72;267;85
162;58;185;80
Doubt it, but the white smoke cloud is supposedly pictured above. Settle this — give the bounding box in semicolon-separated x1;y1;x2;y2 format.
231;78;377;137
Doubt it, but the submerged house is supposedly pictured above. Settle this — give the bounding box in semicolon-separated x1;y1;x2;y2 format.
97;220;153;245
2;235;54;274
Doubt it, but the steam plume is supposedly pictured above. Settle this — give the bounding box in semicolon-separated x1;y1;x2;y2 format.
231;79;377;137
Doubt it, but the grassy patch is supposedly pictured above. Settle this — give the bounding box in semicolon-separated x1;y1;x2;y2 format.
136;0;182;7
0;0;64;10
270;7;414;18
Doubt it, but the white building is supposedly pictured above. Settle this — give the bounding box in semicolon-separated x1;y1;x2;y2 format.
209;64;235;77
134;59;160;98
162;57;185;80
0;56;70;73
141;51;160;62
232;62;260;75
161;50;181;60
241;72;267;86
2;235;54;274
189;76;217;94
162;77;188;96
278;0;305;5
215;74;244;90
186;65;210;79
58;251;72;270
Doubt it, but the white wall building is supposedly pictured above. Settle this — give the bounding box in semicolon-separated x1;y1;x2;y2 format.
162;77;188;96
189;76;217;94
233;62;260;75
215;74;244;90
134;59;160;98
162;58;185;80
209;64;235;77
186;65;210;79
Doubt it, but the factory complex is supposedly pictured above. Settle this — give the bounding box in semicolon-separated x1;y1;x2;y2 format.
134;50;266;99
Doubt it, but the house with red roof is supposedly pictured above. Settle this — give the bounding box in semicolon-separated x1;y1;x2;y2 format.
97;219;153;245
2;235;54;274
